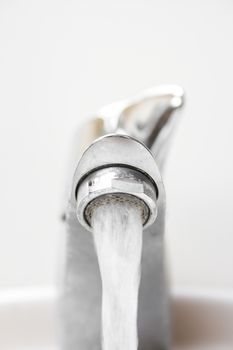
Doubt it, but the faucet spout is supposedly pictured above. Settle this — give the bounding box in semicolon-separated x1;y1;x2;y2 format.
61;85;184;350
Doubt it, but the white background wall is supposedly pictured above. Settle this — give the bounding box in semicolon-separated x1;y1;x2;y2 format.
0;0;232;290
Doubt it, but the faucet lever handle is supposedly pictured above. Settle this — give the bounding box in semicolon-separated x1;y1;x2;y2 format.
98;85;184;162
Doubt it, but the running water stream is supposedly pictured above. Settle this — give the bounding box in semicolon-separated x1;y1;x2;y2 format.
92;200;143;350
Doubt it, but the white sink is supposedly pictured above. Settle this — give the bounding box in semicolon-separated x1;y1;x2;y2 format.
1;287;233;350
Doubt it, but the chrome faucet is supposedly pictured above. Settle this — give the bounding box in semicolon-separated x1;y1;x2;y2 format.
61;85;184;349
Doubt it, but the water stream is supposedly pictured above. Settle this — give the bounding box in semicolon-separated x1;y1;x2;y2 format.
92;200;143;350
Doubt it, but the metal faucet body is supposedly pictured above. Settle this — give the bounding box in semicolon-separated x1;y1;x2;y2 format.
61;85;184;349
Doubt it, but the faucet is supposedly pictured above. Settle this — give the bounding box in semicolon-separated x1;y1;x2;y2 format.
61;85;184;350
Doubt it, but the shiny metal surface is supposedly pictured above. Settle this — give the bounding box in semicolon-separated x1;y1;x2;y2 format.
73;134;162;232
72;134;163;198
62;85;184;350
75;85;184;168
76;165;157;232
